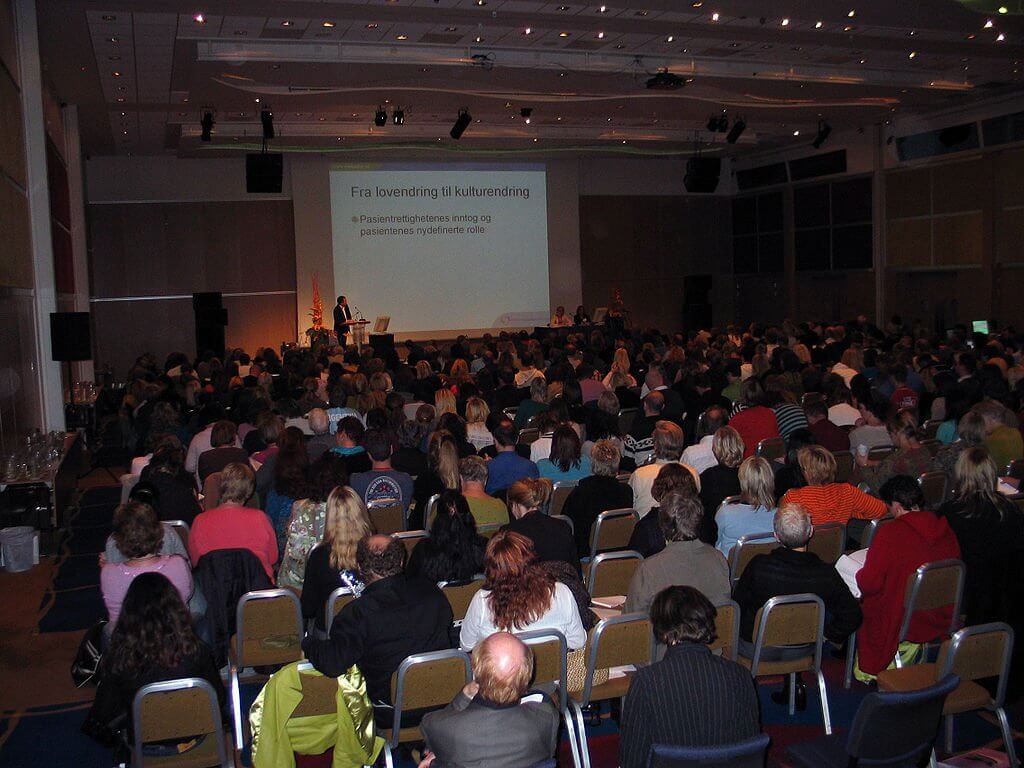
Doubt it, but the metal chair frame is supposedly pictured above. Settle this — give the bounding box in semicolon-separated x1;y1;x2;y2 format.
646;733;770;768
712;599;741;662
131;677;231;768
164;519;191;551
325;586;356;634
728;531;778;587
423;493;441;530
516;629;577;768
587;507;639;563
550;481;578;517
917;471;949;509
860;515;894;550
550;514;574;535
755;437;786;461
586;550;643;598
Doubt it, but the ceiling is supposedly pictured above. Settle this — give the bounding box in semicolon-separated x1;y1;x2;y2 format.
35;0;1024;157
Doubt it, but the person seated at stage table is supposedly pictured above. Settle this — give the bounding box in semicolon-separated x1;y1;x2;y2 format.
573;305;592;326
618;586;761;768
550;306;573;328
537;425;593;483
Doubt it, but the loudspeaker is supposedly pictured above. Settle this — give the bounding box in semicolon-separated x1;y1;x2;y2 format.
246;153;283;194
683;303;712;333
683;274;712;304
193;293;227;358
684;157;721;193
50;312;92;361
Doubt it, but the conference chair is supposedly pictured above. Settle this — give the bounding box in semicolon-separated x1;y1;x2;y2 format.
714;494;742;519
728;532;779;587
617;408;639;436
164;519;191;551
392;529;428;558
868;446;895;462
550;514;574;536
131;678;231;768
422;493;442;530
587;507;638;562
368;503;405;535
442;578;485;625
878;623;1017;766
921;420;942;441
832;450;855;485
787;674;960;768
860;514;894;550
587;550;643;599
517;629;578;768
229;589;304;751
325;586;357;634
808;522;847;565
739;594;832;734
918;471;949;509
755;437;786;462
1006;458;1024;480
646;734;770;768
518;428;541;446
550;481;577;517
711;599;741;662
384;649;472;768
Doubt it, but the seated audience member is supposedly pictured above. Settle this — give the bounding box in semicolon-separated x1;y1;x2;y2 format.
624;491;730;616
768;389;810;441
716;457;777;556
464;397;494;452
460;531;587;651
391;419;428;477
733;503;862;706
698;427;745;542
619;586;760;768
300;486;372;632
853;409;931;494
411;432;461;529
584;390;623;453
278;454;349;591
975;400;1024;471
408;490;487;584
781;446;886;526
196;419;249;485
101;502;193;627
458;456;509;527
855;476;960;680
772;428;814;501
804;397;850;453
630;421;699;518
577;363;607;405
185;411;237;481
628;464;698;558
255;423;304;501
849;393;893;454
528;405;566;464
303;535;454;722
329;416;372;475
264;426;309;546
514;353;546;388
933;410;986;478
889;364;920;412
420;632;558;768
680;405;729;475
349;428;414;512
563;440;633;557
643;365;685;422
622;391;665;469
138;436;201;524
537;425;593;483
485;420;540;495
938;447;1024;627
305;408;335;462
504;478;580;573
188;462;278;580
604;347;638;390
825;378;861;428
83;573;224;759
248;412;283;461
729;379;780;459
513;377;549;430
103;484;189;565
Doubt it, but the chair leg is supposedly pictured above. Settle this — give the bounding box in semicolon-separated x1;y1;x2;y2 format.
229;666;244;751
788;672;796;716
383;744;394;768
996;706;1019;768
844;632;856;689
894;648;904;669
569;700;592;768
929;749;938;768
816;669;833;736
562;708;583;768
944;713;954;754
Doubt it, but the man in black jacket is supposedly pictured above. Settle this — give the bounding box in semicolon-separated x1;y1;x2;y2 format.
302;535;453;724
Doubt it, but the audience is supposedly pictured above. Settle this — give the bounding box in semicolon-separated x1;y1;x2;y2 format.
537;424;592;482
975;400;1024;470
504;478;580;572
849;392;893;454
729;379;780;459
305;407;335;461
265;425;310;548
563;439;633;557
697;426;745;542
349;428;414;512
329;416;372;475
408;490;487;584
629;421;699;518
622;390;665;468
803;397;849;453
628;464;698;558
715;456;777;556
852;409;931;494
484;420;540;495
138;436;201;524
781;446;886;526
196;419;248;486
680;405;729;474
411;431;461;528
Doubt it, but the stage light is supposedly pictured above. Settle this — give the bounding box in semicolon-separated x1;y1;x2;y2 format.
393;107;405;125
375;106;387;126
450;108;472;139
706;113;728;133
200;111;214;141
726;116;746;143
812;119;832;149
520;107;533;124
260;108;274;140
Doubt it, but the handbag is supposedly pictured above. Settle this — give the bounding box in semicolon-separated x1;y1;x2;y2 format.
565;648;609;693
71;619;107;687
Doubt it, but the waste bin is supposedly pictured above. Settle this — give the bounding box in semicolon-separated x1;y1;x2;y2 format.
0;526;36;572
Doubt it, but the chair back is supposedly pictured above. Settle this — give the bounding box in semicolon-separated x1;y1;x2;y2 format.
291;661;340;718
587;551;643;598
617;408;639;436
589;507;638;561
517;629;569;714
898;559;965;643
748;594;823;677
646;734;770;768
728;532;779;586
390;649;472;746
164;519;191;551
921;420;941;441
714;495;742;519
203;471;223;510
393;529;428;558
710;600;740;662
550;514;574;535
369;504;405;535
550;481;577;517
131;678;229;768
581;613;653;706
844;674;960;765
755;437;786;461
423;494;441;530
917;471;948;509
1005;459;1024;480
518;428;540;446
234;589;304;669
807;522;846;565
940;622;1014;708
920;439;941;458
442;579;485;623
326;587;356;633
862;515;894;549
868;446;895;462
832;450;855;484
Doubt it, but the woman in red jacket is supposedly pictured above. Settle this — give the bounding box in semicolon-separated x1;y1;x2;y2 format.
854;475;960;679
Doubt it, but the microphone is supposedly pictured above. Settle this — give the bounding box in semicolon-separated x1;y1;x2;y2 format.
353;305;364;320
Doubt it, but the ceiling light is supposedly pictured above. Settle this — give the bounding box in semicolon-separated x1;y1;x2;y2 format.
691;1;703;6
281;20;292;27
559;31;570;37
597;31;605;38
102;14;115;21
476;0;487;5
395;34;408;40
255;97;260;103
599;5;608;11
666;35;674;42
524;27;532;34
108;36;118;42
451;108;471;139
192;13;204;24
907;29;916;36
116;97;124;102
966;33;976;39
781;18;789;26
475;35;483;42
112;71;121;77
375;106;387;127
366;23;378;29
793;130;800;136
711;12;720;21
234;30;247;36
908;50;917;58
521;107;533;123
815;20;823;28
984;19;994;28
997;33;1006;41
200;111;214;141
860;58;866;63
393;108;405;126
615;43;625;48
999;5;1008;13
848;9;856;17
445;26;458;32
322;21;335;28
844;25;854;31
557;4;569;9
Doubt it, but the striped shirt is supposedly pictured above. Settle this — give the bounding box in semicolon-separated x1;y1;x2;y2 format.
781;482;887;525
772;402;809;440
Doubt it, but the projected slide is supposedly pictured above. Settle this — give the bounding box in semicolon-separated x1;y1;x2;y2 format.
329;166;549;334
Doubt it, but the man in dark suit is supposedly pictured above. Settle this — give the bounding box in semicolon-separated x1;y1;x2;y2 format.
419;632;559;768
333;295;353;347
619;586;761;768
302;535;453;725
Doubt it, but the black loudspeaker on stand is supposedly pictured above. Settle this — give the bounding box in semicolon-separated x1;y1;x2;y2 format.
193;292;228;359
50;311;92;408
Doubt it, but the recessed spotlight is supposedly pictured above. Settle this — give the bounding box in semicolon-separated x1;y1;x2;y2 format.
711;12;720;21
844;25;854;31
793;130;800;136
476;0;487;5
557;4;569;9
322;21;335;28
691;1;703;6
848;9;856;17
533;138;538;142
557;116;563;121
319;116;326;121
117;97;124;102
523;27;532;34
120;111;126;116
908;50;917;58
781;18;790;26
666;35;674;42
234;30;247;36
475;35;483;42
597;31;605;38
123;130;128;135
999;5;1008;13
193;12;205;23
997;33;1006;41
112;71;121;76
395;34;408;40
607;117;612;122
599;5;608;11
815;20;823;28
984;19;994;28
635;10;648;16
622;140;627;144
108;36;118;43
445;26;458;32
281;20;292;27
366;23;378;29
614;43;625;48
559;31;569;37
860;58;866;63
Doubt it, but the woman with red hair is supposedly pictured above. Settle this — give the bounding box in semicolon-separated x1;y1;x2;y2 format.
459;531;586;651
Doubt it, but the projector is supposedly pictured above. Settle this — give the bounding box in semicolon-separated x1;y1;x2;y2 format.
646;71;687;90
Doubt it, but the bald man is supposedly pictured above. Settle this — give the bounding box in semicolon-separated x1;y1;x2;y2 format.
419;632;559;768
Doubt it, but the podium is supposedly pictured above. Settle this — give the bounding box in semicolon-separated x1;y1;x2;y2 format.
342;319;370;351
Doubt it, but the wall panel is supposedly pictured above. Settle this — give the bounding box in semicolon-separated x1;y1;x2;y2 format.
933;213;983;266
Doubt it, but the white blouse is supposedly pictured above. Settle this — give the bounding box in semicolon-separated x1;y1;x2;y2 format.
459;581;588;651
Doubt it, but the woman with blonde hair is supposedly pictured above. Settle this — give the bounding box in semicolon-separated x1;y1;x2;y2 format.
506;477;580;572
933;410;987;477
300;486;372;632
447;358;471;392
465;397;493;451
602;348;637;389
698;426;745;540
780;445;886;526
434;388;457;418
715;457;777;556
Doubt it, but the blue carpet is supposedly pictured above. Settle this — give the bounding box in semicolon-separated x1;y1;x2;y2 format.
0;704;111;768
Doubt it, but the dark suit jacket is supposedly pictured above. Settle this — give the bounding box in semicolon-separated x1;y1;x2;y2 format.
422;691;559;768
333;303;352;339
503;512;581;575
563;474;633;557
302;573;453;704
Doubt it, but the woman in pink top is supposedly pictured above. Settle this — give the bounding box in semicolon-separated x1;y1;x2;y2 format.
100;502;192;627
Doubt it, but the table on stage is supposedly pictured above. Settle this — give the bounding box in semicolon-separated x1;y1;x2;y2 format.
533;323;604;338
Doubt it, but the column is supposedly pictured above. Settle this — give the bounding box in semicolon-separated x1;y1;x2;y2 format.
62;105;94;384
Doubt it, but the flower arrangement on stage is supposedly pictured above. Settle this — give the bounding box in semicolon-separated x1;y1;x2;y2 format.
304;273;331;351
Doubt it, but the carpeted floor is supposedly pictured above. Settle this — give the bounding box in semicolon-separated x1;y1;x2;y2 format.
2;478;1022;767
